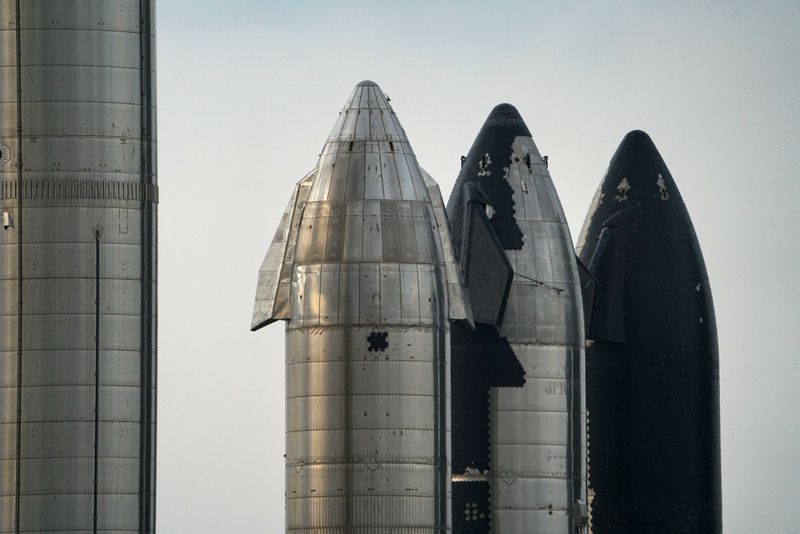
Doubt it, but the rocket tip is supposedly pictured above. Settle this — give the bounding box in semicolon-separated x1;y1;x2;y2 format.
490;102;520;115
621;129;653;143
610;130;663;167
488;103;523;121
483;103;530;133
618;129;659;153
356;79;379;87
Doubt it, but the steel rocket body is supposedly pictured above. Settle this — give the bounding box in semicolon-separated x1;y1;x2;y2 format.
251;81;469;533
0;2;157;532
576;131;721;533
447;105;588;533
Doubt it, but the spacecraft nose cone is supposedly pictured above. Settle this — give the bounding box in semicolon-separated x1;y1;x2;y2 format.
483;103;530;132
621;129;654;145
612;130;660;169
324;80;406;146
486;102;523;122
600;129;683;207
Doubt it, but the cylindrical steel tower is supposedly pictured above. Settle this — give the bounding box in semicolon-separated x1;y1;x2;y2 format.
0;1;157;532
252;81;470;532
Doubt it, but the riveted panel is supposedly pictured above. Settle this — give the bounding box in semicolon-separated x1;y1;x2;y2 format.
253;81;460;532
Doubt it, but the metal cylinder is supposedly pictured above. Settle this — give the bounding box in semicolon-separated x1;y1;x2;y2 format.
488;127;587;534
447;104;588;533
0;1;157;532
576;130;721;533
252;81;470;532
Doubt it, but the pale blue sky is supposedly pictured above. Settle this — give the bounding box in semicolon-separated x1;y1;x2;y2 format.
156;2;799;531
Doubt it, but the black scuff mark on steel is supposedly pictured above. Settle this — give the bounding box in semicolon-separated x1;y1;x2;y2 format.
14;1;23;532
514;272;564;295
451;323;525;533
138;1;156;532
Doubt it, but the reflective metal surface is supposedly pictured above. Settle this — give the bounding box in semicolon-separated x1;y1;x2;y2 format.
0;1;157;532
447;105;587;533
252;81;468;533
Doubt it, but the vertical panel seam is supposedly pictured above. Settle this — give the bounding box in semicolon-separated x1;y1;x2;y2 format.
138;1;155;532
14;1;23;532
93;229;102;534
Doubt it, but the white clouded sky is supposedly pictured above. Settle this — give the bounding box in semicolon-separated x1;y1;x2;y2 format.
156;1;799;531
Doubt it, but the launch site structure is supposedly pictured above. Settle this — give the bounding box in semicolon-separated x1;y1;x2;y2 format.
0;2;157;532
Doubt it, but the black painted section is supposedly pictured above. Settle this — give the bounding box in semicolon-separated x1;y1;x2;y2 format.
449;104;538;532
452;480;491;533
451;323;524;532
463;203;513;325
367;331;389;352
587;206;642;343
448;103;530;254
578;131;721;533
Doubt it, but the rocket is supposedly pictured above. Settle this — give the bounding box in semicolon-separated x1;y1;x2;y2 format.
1;2;157;532
251;81;470;532
576;130;721;532
447;104;589;533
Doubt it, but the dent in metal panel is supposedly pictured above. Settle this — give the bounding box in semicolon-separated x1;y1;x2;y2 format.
287;360;435;399
379;264;401;323
362;200;382;263
294;201;318;264
380;200;400;262
354;107;370;139
345;146;365;199
287;428;435;465
338;108;359;142
412;202;433;264
323;202;345;262
342;200;364;262
326;152;350;201
319;265;340;326
364;148;383;199
338;265;360;326
393;148;419;201
303;266;321;327
308;202;330;263
324;112;348;148
369;108;386;139
396;201;419;263
376;102;400;138
290;265;307;327
358;264;380;325
403;153;425;201
309;152;334;202
400;265;421;326
417;265;436;325
379;146;403;200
